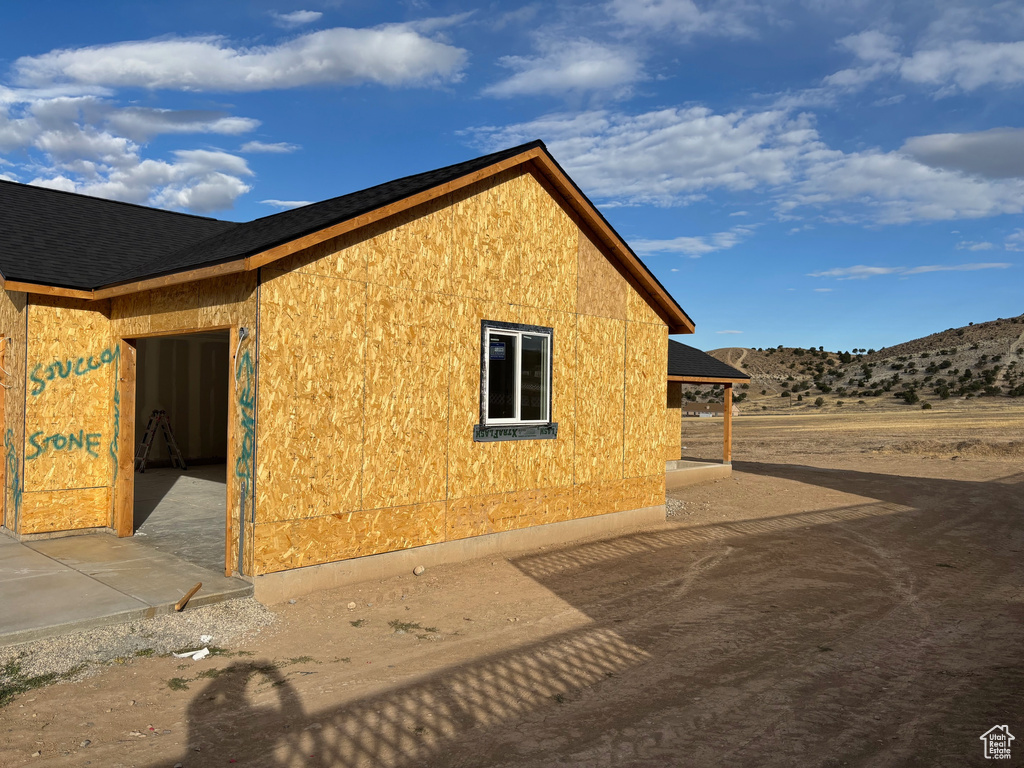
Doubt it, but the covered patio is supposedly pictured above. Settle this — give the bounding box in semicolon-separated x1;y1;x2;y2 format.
665;341;750;488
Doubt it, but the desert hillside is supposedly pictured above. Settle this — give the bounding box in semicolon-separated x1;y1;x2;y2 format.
691;313;1024;413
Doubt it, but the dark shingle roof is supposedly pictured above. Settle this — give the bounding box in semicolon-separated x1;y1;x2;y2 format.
0;180;237;290
668;340;749;380
0;140;691;335
112;141;549;286
0;141;545;291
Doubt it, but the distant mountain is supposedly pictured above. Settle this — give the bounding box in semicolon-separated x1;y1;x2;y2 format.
697;313;1024;411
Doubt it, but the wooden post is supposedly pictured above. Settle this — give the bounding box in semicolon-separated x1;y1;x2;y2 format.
723;384;733;465
113;339;137;537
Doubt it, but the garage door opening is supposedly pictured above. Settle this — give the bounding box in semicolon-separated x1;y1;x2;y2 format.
131;330;230;573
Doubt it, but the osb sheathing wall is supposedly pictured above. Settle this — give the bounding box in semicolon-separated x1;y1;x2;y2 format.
0;290;27;532
665;381;683;461
8;275;257;546
252;167;667;575
19;297;113;533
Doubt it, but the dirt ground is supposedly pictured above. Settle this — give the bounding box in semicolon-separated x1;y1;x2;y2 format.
2;406;1022;767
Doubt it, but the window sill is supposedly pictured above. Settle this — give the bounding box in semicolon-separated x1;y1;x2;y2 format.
473;423;558;442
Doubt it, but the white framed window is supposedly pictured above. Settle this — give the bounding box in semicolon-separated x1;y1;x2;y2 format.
481;321;552;426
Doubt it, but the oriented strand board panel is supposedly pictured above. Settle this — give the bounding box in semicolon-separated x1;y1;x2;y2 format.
362;285;450;510
509;306;576;493
446;486;575;541
253;501;446;574
511;171;578;313
665;408;682;461
271;228;369;284
448;169;524;305
110;271;258;338
19;487;109;534
624;322;668;479
255;269;366;523
0;290;27;532
573;475;664;519
577;232;627;321
446;297;520;500
366;195;454;295
626;282;665;326
665;382;683;461
573;314;626;485
24;298;114;517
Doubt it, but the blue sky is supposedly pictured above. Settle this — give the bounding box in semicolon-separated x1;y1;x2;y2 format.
1;1;1022;351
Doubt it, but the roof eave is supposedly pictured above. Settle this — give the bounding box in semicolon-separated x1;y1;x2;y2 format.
2;144;695;334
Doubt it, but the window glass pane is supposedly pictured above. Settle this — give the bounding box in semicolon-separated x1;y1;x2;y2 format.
520;334;548;421
487;333;517;420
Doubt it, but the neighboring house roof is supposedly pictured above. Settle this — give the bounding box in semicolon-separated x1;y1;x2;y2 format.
0;141;694;333
667;340;750;381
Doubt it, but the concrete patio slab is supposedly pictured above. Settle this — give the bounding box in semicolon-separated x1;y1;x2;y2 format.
0;536;148;645
28;536;251;609
665;460;732;490
0;533;251;648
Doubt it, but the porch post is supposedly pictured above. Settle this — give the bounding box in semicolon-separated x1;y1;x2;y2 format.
723;383;733;465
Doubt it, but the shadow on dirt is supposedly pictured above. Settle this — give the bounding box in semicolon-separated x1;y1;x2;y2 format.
154;464;1024;767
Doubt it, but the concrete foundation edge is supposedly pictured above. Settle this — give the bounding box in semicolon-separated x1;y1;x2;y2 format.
665;462;732;490
253;504;666;604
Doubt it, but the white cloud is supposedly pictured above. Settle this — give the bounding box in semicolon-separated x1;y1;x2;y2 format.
823;30;902;90
901;40;1024;92
14;26;468;92
108;107;259;141
955;240;995;251
484;39;643;98
902;128;1024;179
716;329;743;334
789;146;1024;224
260;198;312;209
241;140;300;153
469;102;1024;223
468;107;819;205
0;89;256;212
608;0;762;39
489;5;540;30
822;32;1024;96
633;226;753;256
0;19;465;213
469;102;1024;224
1005;229;1024;251
271;10;323;28
728;210;749;216
809;262;1012;279
814;287;833;292
30;148;253;213
902;262;1011;274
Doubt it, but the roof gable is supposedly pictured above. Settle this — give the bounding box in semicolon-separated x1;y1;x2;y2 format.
0;142;694;333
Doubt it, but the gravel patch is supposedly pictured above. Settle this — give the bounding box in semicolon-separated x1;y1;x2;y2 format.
665;497;687;517
0;598;275;682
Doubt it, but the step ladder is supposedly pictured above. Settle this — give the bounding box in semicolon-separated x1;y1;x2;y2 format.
134;409;187;473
